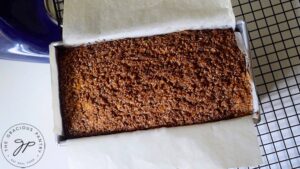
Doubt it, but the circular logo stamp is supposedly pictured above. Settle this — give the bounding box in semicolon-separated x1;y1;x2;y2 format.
1;123;45;168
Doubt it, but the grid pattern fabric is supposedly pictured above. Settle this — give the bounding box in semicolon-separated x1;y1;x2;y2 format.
52;0;300;168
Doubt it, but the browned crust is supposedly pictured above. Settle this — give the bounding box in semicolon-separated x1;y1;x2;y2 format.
57;29;253;138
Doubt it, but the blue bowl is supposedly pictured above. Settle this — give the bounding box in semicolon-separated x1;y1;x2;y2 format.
0;0;62;62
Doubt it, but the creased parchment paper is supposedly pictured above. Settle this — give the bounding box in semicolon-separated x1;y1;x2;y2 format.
66;117;259;169
63;0;235;44
58;0;262;168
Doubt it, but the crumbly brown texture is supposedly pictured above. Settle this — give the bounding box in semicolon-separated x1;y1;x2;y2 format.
57;29;253;138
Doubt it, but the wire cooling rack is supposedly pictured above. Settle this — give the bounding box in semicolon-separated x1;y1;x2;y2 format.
232;1;300;168
52;0;64;26
52;0;300;168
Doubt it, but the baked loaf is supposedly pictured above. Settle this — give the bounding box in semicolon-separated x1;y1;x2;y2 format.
57;29;253;138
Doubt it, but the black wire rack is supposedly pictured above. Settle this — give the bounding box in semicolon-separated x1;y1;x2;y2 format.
53;0;64;26
232;0;300;168
52;0;300;168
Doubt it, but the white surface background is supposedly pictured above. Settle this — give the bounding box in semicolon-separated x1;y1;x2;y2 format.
0;60;68;169
0;0;300;168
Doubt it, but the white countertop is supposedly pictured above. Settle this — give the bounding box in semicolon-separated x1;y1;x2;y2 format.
0;59;68;169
